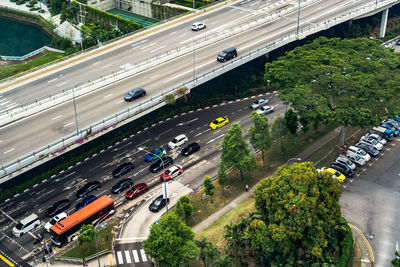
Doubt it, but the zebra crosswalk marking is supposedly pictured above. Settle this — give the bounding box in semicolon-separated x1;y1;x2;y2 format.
132;250;140;262
117;251;123;264
125;251;131;264
140;249;147;262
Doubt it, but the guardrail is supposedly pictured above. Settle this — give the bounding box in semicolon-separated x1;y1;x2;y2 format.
1;46;65;61
0;0;398;181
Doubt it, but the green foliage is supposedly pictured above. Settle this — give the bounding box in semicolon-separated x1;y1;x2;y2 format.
203;175;215;201
214;255;233;267
50;37;72;50
16;1;26;5
285;109;298;134
221;123;257;180
392;251;400;266
175;195;193;221
217;166;228;190
78;224;95;245
265;37;400;139
270;116;289;154
335;217;353;267
165;93;176;105
248;162;342;264
50;0;65;14
195;238;212;266
143;212;199;266
248;111;272;164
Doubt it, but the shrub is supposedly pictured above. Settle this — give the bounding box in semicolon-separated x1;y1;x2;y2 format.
29;0;38;4
336;217;354;267
16;0;26;5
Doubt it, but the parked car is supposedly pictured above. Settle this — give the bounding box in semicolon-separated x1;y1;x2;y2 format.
360;135;383;150
181;142;200;156
396;39;400;45
150;156;173;173
320;167;346;183
12;213;40;237
354;143;379;157
381;123;400;136
111;179;133;194
44;212;67;232
168;134;188;149
369;126;393;141
149;195;170;212
217;47;237;62
75;195;98;210
330;162;354;178
335;156;356;171
210;117;229;130
46;199;71;217
255;105;274;115
126;183;149;200
76;181;101;198
365;133;386;145
347;146;371;162
191;22;206;31
383;119;400;130
345;153;366;167
124;88;146;101
145;147;167;162
250;98;268;110
112;162;134;178
160;165;183;181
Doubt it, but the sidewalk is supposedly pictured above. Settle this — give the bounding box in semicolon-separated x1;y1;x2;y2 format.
192;127;374;266
35;253;115;267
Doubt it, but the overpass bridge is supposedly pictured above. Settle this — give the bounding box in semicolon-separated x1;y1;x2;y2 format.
0;0;399;181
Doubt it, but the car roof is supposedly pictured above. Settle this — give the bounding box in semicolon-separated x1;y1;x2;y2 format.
21;213;38;224
133;183;146;189
130;88;144;92
84;195;97;201
168;165;182;171
175;134;186;139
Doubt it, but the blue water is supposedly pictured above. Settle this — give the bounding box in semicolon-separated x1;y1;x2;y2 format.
0;15;51;57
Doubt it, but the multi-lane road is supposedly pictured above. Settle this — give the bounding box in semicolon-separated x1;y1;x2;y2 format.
0;0;384;167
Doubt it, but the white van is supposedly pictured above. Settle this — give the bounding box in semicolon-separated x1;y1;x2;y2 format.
347;146;371;162
12;213;40;237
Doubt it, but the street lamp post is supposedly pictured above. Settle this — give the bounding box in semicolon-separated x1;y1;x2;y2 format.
94;216;108;267
58;74;79;136
286;157;302;165
138;147;168;212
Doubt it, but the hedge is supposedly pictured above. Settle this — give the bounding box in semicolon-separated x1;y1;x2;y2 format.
336;217;354;267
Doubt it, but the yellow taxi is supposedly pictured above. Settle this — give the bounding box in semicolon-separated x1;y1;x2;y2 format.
209;116;229;130
321;167;346;183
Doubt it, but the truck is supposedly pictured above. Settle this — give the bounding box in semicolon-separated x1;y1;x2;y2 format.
369;126;394;141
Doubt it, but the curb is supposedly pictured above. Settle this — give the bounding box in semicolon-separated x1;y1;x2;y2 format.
349;223;375;265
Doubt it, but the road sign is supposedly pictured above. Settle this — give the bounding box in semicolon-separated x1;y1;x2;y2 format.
100;223;105;228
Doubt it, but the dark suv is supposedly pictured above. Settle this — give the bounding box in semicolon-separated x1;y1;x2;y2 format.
149;156;173;173
124;88;146;101
217;47;237;62
181;143;200;156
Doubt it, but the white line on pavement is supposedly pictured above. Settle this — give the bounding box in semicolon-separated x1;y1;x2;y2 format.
3;148;15;154
150;45;166;53
104;93;113;99
140;249;147;261
132;250;140;262
117;251;123;264
57;81;67;87
125;251;132;264
47;78;57;83
52;115;62;120
102;64;111;69
92;61;101;65
63;122;73;127
116;100;124;104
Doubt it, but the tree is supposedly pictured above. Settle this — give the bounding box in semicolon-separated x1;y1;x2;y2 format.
143;212;199;267
217;166;228;193
265;37;400;146
214;255;233;267
392;251;400;266
270;116;289;154
175;195;193;222
78;224;95;245
205;244;221;267
203;175;215;202
221;123;257;180
247;162;342;264
195;238;212;267
284;109;298;134
165;93;176;105
248;111;272;164
50;0;64;15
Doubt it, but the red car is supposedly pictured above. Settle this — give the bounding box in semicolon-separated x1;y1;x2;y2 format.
125;183;149;200
160;165;183;182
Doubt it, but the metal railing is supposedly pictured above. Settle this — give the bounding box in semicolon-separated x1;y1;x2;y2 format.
0;0;398;181
0;46;65;61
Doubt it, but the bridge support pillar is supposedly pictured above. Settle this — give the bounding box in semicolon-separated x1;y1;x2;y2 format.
379;8;389;38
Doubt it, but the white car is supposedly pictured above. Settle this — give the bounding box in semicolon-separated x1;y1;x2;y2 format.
255;105;274;115
347;146;371;162
250;98;268;110
191;22;206;31
44;212;67;232
335;156;356;170
346;153;366;167
360;136;383;150
168;134;188;149
365;133;386;145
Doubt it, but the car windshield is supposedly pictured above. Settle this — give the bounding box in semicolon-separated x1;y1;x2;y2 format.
334;171;340;177
172;138;178;143
165;169;172;175
219;52;226;56
154;198;162;205
128;91;136;96
212;120;218;124
360;150;367;156
133;188;141;194
355;155;361;161
371;139;378;145
15;222;23;230
255;100;262;104
49;218;58;225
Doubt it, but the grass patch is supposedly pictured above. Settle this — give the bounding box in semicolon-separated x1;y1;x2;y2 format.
61;223;114;259
195;197;255;250
0;52;64;81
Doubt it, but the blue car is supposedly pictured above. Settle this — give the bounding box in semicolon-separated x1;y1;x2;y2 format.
75;195;97;210
381;123;399;136
145;147;166;162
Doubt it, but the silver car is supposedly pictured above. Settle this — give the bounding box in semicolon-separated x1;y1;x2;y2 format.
346;153;365;167
365;133;386;145
360;136;383;150
335;156;356;170
255;105;274;115
250;98;268;110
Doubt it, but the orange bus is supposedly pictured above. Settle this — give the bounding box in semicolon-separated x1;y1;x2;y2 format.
50;195;115;247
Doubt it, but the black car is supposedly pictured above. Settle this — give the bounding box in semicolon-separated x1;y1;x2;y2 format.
181;142;200;156
355;143;379;157
149;156;173;173
111;178;133;194
46;199;71;217
124;88;146;101
112;162;134;178
217;47;237;62
149;195;170;212
76;181;101;198
330;162;354;178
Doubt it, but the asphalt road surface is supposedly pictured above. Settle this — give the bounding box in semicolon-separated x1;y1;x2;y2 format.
115;242;151;267
0;0;379;166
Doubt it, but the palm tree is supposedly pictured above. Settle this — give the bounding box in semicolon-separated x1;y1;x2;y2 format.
205;245;221;267
195;238;212;266
214;255;233;267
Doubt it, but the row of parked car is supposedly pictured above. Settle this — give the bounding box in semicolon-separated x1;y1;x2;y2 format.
321;116;400;183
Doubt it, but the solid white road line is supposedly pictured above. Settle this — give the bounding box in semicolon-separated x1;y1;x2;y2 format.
140;249;147;262
132;250;140;262
125;251;132;264
0;100;11;105
3;148;15;154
